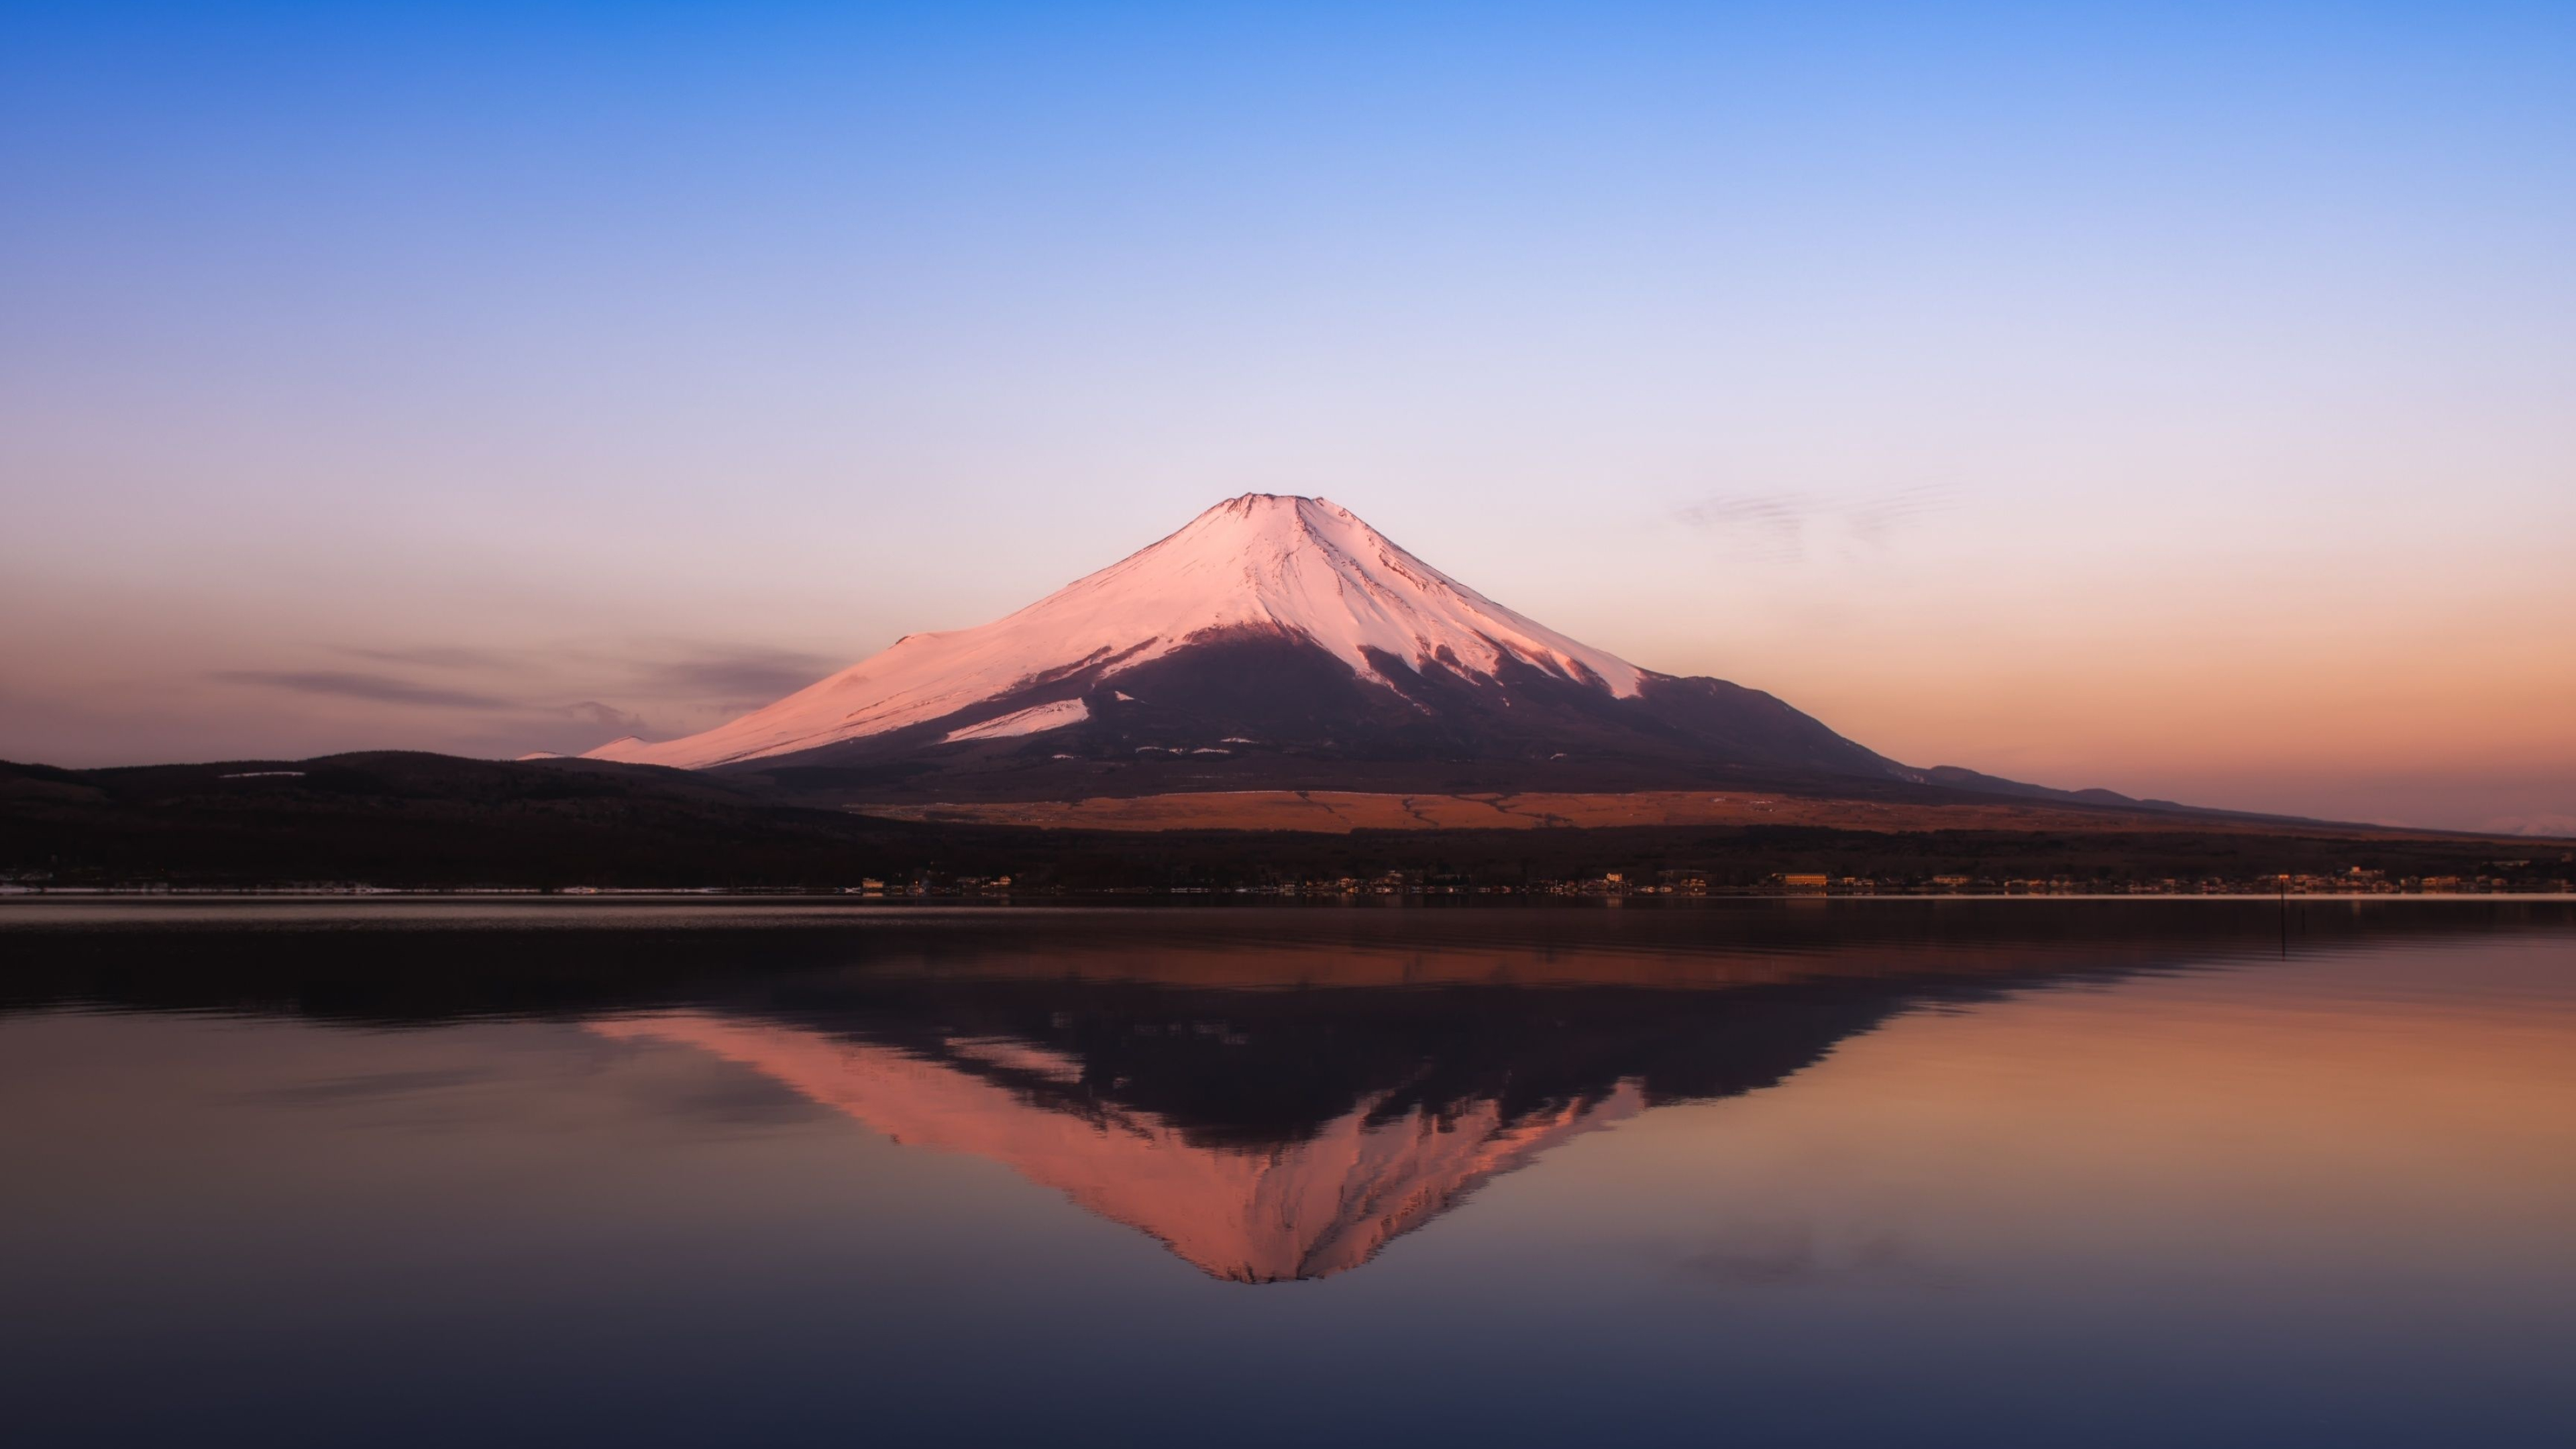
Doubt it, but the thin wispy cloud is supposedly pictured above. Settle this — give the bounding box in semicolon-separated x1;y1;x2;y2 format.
1847;485;1959;544
1674;484;1960;561
1673;494;1811;559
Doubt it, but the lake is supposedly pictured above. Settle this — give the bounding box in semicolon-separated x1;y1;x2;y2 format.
3;898;2572;1446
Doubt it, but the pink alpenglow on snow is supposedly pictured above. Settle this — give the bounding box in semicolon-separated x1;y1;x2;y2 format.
593;1011;1638;1283
938;697;1091;743
584;495;1646;769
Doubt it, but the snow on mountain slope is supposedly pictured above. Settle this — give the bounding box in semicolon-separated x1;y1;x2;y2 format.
588;494;1647;770
940;697;1090;743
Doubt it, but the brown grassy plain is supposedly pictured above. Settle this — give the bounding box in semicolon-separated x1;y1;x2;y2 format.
849;790;2459;839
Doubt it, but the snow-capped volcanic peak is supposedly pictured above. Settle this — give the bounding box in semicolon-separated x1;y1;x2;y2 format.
588;494;1646;770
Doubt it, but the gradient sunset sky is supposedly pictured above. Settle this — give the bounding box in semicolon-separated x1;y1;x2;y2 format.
3;3;2570;831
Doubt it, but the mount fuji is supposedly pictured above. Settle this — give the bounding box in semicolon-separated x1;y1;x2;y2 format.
582;494;2063;804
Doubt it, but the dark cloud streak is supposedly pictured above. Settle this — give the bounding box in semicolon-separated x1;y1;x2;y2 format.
210;670;515;710
339;645;529;672
334;641;841;704
562;700;652;739
633;648;839;700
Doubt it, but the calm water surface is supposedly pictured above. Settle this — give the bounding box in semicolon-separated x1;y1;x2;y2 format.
4;899;2572;1446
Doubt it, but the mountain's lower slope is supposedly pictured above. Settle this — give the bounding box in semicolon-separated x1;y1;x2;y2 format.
851;789;2253;835
708;627;1924;802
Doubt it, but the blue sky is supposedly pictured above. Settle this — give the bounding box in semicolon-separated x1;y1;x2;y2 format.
3;2;2571;828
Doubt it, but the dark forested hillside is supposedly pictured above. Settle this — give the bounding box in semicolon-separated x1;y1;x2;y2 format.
1;752;2558;893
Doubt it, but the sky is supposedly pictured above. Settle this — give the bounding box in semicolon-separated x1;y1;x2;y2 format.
2;1;2570;832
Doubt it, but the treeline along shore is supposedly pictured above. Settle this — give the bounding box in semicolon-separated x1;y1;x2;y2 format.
3;752;2565;896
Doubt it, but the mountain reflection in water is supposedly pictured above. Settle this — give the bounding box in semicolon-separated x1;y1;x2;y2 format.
15;898;2554;1287
596;1010;1644;1282
563;910;2306;1281
7;898;2576;1448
